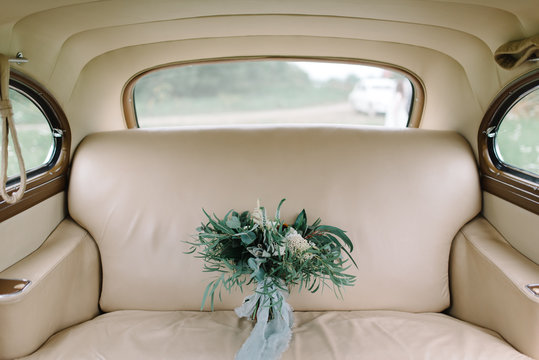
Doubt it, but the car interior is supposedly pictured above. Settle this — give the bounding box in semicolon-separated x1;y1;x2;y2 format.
0;1;538;359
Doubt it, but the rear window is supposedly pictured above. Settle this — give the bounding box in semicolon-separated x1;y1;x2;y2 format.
131;60;416;128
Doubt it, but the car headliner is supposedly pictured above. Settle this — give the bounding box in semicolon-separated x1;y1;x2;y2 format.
0;0;537;154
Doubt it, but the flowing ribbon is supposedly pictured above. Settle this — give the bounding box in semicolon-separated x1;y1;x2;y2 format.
235;278;294;360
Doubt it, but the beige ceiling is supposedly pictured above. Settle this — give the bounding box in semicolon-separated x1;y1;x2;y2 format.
2;0;538;81
0;0;537;150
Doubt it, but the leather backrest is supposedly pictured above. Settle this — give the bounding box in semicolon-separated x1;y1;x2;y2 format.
68;126;481;312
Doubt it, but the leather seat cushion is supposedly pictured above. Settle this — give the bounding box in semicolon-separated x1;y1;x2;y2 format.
23;310;530;359
68;127;481;312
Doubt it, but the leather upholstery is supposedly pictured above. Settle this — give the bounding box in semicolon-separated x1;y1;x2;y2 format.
449;217;539;359
68;126;481;312
9;127;533;359
22;310;531;359
0;219;101;360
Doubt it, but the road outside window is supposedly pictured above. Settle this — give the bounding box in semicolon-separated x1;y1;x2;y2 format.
134;61;414;128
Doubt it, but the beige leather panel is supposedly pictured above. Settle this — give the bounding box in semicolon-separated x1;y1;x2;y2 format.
4;0;536;117
483;192;539;265
65;36;483;154
0;219;101;360
23;310;531;359
68;126;481;312
449;217;539;359
0;193;66;272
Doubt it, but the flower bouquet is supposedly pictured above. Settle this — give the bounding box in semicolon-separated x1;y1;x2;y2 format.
187;199;356;360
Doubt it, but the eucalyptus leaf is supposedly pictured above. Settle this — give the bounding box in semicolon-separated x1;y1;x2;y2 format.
227;216;241;229
248;257;258;271
316;225;353;251
275;198;286;220
240;233;255;245
239;211;250;225
251;268;265;282
293;209;307;234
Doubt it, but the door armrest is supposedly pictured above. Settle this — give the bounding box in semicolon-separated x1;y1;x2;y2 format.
0;219;101;359
449;217;539;359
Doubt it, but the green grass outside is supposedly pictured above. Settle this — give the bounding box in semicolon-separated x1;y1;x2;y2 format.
136;86;350;117
3;89;54;178
496;116;539;175
6;127;53;178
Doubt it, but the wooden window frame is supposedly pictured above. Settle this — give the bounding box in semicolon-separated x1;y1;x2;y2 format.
478;69;539;215
122;56;424;129
0;70;71;222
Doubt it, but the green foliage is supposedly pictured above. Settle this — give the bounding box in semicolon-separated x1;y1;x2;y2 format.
496;89;539;176
140;61;311;99
187;199;357;311
6;129;53;178
9;89;45;125
4;89;54;178
135;61;353;117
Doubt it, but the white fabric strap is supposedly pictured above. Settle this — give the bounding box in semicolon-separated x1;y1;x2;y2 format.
0;54;26;204
235;278;293;360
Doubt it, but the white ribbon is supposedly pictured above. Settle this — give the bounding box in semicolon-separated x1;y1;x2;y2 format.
235;278;294;360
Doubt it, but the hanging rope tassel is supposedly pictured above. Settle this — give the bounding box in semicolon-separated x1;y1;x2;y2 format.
0;54;26;204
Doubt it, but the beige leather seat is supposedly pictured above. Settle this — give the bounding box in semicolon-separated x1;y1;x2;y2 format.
2;127;536;359
25;310;530;359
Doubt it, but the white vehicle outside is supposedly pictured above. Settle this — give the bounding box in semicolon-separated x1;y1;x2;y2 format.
348;78;396;116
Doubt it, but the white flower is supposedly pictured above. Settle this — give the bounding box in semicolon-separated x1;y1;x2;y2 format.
252;208;264;227
285;228;311;255
252;199;265;227
272;243;286;257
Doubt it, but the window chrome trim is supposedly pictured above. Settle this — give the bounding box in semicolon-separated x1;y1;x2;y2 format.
478;69;539;215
